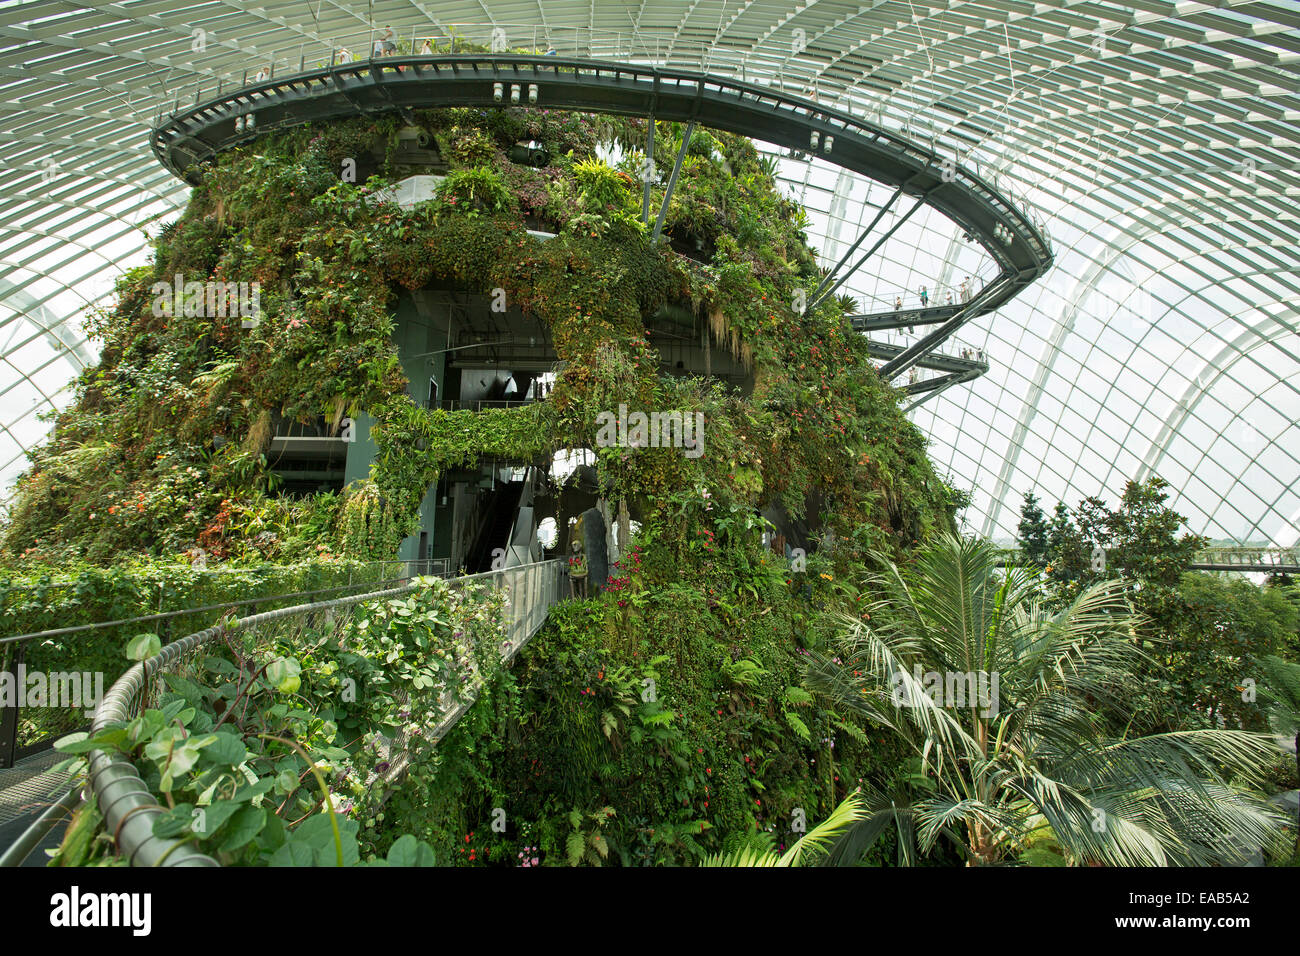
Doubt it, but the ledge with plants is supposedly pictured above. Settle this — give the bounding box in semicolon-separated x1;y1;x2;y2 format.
2;105;954;566
48;576;513;866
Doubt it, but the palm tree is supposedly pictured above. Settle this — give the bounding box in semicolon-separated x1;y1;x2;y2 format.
702;792;867;866
1259;654;1300;842
806;534;1287;866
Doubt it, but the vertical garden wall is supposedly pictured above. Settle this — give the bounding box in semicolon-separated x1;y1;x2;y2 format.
3;104;975;865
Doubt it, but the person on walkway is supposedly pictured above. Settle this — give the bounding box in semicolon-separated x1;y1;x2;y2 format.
945;290;954;305
919;285;929;306
419;38;433;55
338;46;353;63
895;295;902;311
569;541;588;599
375;26;394;57
254;64;270;82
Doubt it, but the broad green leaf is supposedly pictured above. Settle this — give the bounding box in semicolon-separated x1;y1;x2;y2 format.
257;811;286;853
386;834;437;867
231;778;276;803
51;798;102;867
266;656;302;695
153;803;197;839
54;726;129;754
218;804;267;854
269;841;316;866
192;799;241;836
161;673;209;708
293;813;360;866
203;731;247;766
144;729;213;791
125;632;161;661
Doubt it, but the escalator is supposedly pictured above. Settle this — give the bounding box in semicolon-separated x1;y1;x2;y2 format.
464;480;524;573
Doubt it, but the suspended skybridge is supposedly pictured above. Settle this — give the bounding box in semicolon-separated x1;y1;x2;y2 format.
149;52;1052;397
0;559;568;867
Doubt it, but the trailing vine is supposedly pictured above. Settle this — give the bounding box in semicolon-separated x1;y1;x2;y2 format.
3;106;955;565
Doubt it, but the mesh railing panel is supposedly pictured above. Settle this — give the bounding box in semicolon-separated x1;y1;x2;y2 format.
1;561;417;763
79;560;563;867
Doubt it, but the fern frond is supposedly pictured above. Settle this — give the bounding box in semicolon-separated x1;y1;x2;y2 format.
784;711;811;742
565;831;585;867
703;793;868;867
833;717;871;746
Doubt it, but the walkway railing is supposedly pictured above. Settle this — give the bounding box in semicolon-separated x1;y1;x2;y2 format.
994;546;1300;574
0;559;444;767
154;22;1048;241
1191;546;1300;573
437;399;534;412
2;559;565;867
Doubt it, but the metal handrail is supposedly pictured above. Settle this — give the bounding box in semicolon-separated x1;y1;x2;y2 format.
437;399;535;412
70;559;562;867
994;545;1300;568
1;557;425;617
152;21;1051;247
2;565;414;646
151;54;1051;267
0;783;81;868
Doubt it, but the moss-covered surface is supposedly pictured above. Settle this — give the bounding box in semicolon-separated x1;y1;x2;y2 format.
3;106;959;565
3;106;970;864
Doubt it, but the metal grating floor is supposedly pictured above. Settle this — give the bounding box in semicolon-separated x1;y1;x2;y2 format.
0;749;75;827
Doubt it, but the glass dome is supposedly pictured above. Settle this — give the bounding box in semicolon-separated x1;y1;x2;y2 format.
1;0;1295;545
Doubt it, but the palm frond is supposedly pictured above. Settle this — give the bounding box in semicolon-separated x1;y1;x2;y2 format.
702;792;866;867
1260;655;1300;737
802;531;1291;865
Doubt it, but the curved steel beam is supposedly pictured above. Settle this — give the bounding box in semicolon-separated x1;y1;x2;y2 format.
975;196;1297;539
149;54;1053;323
0;280;96;370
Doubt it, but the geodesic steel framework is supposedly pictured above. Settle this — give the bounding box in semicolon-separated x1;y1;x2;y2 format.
0;0;1295;546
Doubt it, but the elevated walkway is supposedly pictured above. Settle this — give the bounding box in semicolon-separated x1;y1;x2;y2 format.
0;559;568;867
995;546;1300;575
1190;546;1300;574
151;56;1051;286
862;338;988;409
149;53;1051;408
850;303;963;333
